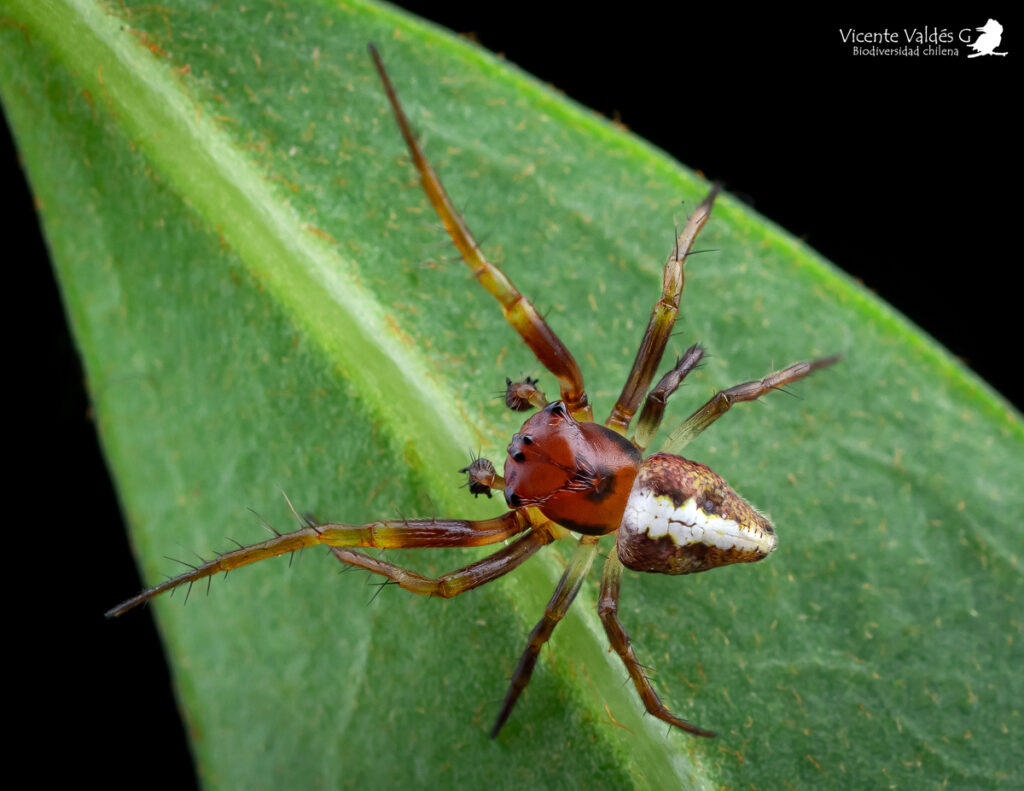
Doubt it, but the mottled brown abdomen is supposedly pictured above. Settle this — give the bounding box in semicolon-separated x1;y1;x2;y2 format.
617;453;776;575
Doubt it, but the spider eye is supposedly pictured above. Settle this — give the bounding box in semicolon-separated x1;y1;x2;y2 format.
522;435;534;445
546;402;565;417
511;451;526;463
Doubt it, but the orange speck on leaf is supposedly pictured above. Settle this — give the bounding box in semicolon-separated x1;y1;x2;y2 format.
305;225;338;245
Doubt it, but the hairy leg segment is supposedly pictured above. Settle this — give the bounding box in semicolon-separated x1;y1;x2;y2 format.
106;510;531;618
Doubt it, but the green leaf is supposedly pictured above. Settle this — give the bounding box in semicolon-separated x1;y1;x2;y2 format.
5;1;1021;788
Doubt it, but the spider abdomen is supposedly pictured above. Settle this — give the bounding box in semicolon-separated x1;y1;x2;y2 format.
617;452;776;575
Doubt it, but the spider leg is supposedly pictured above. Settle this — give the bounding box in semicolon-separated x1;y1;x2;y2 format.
605;186;720;435
662;355;841;454
106;510;531;617
631;343;705;452
369;45;591;421
597;552;715;737
331;522;558;598
490;534;601;737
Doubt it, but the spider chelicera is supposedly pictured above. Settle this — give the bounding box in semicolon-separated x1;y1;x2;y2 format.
108;45;838;739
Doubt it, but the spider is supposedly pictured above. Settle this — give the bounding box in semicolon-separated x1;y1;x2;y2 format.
108;45;838;739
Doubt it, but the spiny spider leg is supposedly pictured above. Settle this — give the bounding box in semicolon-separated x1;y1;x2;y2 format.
597;552;716;737
631;343;705;452
662;355;841;454
369;45;592;421
490;534;601;738
331;522;557;598
105;511;531;618
605;186;721;435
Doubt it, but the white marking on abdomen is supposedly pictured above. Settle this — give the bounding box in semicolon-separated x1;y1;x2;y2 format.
622;489;774;554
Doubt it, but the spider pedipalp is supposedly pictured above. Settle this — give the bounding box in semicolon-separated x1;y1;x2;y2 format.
505;376;547;411
459;455;501;499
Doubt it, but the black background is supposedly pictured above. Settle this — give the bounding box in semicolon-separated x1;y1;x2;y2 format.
12;5;1016;787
